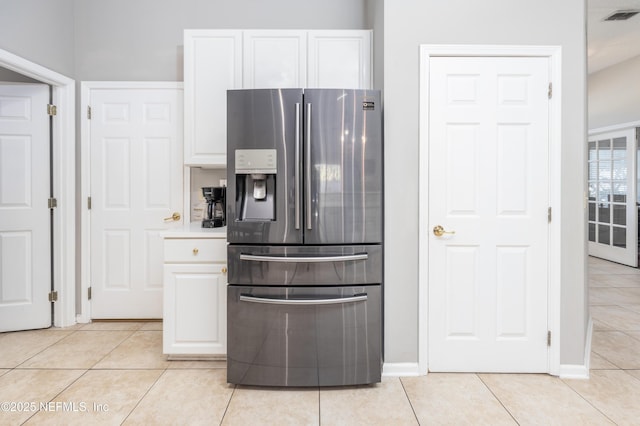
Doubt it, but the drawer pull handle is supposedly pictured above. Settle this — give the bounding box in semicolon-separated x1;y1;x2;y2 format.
239;253;368;263
240;293;368;306
193;248;199;255
221;267;228;274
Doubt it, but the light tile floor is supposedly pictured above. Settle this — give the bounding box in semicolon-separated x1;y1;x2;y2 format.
1;256;640;425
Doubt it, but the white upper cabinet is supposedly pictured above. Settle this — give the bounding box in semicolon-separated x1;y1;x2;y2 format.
184;29;372;167
308;30;372;90
243;30;307;89
184;30;242;166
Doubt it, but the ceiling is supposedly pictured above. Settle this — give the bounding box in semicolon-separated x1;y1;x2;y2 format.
588;0;640;73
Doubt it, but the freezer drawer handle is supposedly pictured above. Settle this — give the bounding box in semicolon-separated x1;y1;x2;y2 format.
239;253;368;263
239;293;368;306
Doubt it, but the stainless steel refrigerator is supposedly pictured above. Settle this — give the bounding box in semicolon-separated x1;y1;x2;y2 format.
226;88;383;387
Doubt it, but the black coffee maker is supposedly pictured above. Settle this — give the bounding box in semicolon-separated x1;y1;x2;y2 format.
202;187;226;228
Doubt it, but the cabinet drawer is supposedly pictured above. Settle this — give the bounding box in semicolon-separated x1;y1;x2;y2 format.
164;238;227;263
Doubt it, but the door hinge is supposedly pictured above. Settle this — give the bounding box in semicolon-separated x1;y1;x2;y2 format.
548;82;552;99
88;286;92;300
48;291;58;302
547;330;552;346
48;197;57;209
87;105;92;119
47;104;57;116
87;196;92;210
548;207;552;223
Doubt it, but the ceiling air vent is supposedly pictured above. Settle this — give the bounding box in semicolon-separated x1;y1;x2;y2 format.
604;10;640;21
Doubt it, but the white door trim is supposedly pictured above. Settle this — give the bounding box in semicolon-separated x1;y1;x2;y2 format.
0;48;76;328
79;81;184;322
418;45;562;376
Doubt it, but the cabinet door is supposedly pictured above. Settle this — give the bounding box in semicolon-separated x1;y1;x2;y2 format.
307;30;372;90
163;263;227;355
184;30;242;166
243;30;307;88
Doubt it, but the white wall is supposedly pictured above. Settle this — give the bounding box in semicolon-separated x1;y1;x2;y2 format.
0;67;40;83
73;0;368;81
0;0;75;77
589;54;640;129
384;0;588;366
365;0;384;91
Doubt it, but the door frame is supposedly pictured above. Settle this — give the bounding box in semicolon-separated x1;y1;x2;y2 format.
79;81;184;322
0;48;76;328
418;45;562;376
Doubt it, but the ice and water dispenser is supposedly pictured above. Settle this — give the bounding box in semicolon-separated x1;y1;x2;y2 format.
234;149;276;221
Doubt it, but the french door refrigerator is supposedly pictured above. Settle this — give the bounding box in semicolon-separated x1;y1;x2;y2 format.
226;88;383;387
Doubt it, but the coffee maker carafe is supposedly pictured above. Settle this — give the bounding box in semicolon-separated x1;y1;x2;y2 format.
202;187;226;228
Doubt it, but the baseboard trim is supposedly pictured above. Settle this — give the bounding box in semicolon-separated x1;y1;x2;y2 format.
558;363;589;379
382;362;422;377
75;314;89;324
558;316;593;379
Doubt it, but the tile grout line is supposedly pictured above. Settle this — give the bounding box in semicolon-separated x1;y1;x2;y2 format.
12;327;80;370
218;383;237;425
120;366;170;424
13;326;144;424
560;375;618;425
397;377;420;425
18;367;93;425
475;374;521;425
87;328;141;371
590;347;624;370
621;330;640;344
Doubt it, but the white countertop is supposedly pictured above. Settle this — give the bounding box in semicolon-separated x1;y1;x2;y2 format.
162;222;227;239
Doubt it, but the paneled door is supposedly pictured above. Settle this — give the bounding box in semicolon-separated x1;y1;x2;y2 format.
428;57;550;372
88;85;183;318
0;83;51;332
587;128;637;267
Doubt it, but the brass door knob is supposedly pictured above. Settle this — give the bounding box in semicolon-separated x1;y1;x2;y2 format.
163;212;181;222
433;225;455;237
221;267;228;274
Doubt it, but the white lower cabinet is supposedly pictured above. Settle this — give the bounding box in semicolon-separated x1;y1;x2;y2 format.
163;236;227;357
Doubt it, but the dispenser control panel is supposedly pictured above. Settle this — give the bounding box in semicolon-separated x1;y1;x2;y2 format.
235;149;277;174
234;149;277;221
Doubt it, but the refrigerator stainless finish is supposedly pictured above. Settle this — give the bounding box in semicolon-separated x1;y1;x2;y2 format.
226;88;383;387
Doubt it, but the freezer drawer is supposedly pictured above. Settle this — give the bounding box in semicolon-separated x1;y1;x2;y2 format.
227;244;382;286
227;285;382;387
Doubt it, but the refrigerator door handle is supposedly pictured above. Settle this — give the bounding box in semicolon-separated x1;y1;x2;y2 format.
239;253;368;263
295;103;301;230
305;102;312;230
239;293;368;306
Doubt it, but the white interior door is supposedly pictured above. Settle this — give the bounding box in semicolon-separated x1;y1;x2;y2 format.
428;56;550;372
0;83;51;332
89;86;183;319
587;128;637;267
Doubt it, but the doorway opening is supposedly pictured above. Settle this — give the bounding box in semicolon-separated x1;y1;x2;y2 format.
0;48;76;328
588;125;639;267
